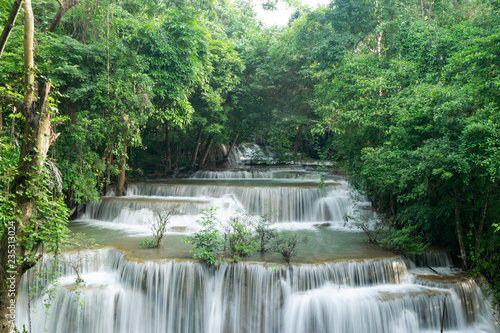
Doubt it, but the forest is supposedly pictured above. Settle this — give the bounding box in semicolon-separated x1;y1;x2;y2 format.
0;0;499;330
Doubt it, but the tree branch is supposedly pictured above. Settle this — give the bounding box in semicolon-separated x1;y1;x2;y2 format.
350;36;366;60
44;0;80;33
169;0;185;13
0;0;24;59
1;91;24;110
21;253;43;275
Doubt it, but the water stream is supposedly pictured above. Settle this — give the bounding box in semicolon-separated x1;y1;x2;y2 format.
15;166;499;332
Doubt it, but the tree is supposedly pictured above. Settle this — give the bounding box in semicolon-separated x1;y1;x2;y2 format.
269;231;308;264
44;0;80;33
188;23;244;168
0;0;76;330
132;7;208;174
140;206;174;248
311;0;500;293
60;232;99;285
253;215;276;253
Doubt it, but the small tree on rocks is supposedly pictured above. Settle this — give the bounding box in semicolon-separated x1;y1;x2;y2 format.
61;233;99;285
269;231;309;264
140;206;175;248
253;216;276;253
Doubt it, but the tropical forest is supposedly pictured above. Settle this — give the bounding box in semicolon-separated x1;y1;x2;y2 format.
0;0;499;332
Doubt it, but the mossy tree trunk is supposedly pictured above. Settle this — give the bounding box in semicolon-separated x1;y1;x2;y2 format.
0;0;75;329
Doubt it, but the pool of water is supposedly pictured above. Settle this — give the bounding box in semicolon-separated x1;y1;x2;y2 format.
69;220;395;263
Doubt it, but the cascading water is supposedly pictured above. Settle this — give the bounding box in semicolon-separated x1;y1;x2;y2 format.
81;169;371;227
192;169;340;180
233;143;273;165
15;249;499;333
15;167;500;332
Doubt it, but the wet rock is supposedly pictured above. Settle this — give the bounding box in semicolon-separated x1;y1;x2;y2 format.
313;223;331;228
169;226;188;232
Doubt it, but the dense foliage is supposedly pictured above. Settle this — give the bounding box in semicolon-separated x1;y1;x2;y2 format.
1;0;499;307
183;208;308;266
307;0;500;300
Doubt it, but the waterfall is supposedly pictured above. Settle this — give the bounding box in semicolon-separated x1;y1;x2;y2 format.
125;182;353;222
82;178;371;225
49;167;499;333
221;143;244;166
282;283;466;333
236;143;273;165
191;169;330;180
15;249;499;333
192;170;273;179
191;167;345;182
405;250;454;269
83;196;212;223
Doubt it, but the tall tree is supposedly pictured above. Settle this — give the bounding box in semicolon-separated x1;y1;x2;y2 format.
0;0;77;329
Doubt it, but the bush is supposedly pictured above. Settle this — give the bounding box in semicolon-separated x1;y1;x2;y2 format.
185;208;311;266
253;216;276;253
269;231;309;264
183;207;223;267
223;216;259;262
378;224;429;255
139;238;157;248
346;212;385;245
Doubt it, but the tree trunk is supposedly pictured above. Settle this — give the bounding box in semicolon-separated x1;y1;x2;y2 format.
10;107;16;146
104;150;113;195
190;130;202;169
454;203;468;270
115;137;128;196
23;0;35;112
475;197;488;257
44;0;80;33
115;116;130;196
225;132;239;162
200;136;213;169
293;125;302;156
176;145;180;170
0;2;57;331
164;121;172;174
0;0;23;59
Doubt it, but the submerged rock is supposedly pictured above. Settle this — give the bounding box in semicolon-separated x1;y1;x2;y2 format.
313;222;332;227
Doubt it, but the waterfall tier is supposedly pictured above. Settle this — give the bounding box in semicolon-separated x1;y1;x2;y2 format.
16;249;499;333
81;179;371;225
191;169;338;180
126;181;354;222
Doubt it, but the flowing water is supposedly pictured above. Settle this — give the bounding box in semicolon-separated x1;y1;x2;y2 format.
15;166;500;333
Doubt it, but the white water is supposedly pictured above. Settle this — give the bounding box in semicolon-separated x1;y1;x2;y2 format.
80;169;373;230
16;167;498;333
232;143;273;165
229;143;334;166
192;169;341;181
15;249;499;333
